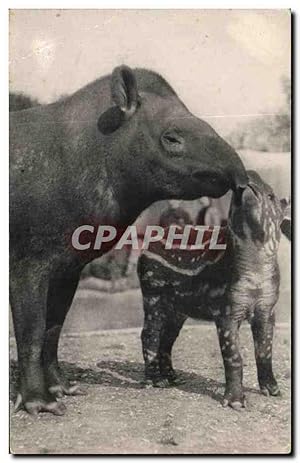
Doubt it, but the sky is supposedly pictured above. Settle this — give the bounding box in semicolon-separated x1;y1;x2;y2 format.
9;9;290;135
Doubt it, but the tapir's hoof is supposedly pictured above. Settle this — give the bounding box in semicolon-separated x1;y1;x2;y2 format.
143;377;170;388
49;383;87;398
222;393;246;410
260;383;281;397
167;376;185;386
14;394;66;416
153;378;170;388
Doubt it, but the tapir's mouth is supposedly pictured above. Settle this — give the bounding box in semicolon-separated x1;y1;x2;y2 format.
191;170;223;185
190;169;231;198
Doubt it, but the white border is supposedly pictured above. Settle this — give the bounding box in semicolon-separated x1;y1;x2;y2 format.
2;1;299;8
0;2;9;462
1;1;298;461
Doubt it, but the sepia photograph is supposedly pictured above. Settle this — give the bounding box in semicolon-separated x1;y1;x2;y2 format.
9;9;291;455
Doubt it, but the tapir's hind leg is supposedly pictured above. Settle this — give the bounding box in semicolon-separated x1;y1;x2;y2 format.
251;308;280;397
10;259;66;415
141;294;167;387
43;267;85;397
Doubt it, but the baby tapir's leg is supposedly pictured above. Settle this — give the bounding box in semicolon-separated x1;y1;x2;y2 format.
159;313;186;384
43;267;86;398
251;308;280;397
10;259;66;416
141;294;165;386
141;293;185;387
215;309;245;409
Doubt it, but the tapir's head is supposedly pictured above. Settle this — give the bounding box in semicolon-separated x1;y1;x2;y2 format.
98;65;247;204
229;170;291;251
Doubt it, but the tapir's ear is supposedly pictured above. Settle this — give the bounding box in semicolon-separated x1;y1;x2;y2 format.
280;197;291;241
111;65;139;117
98;106;125;135
98;65;139;135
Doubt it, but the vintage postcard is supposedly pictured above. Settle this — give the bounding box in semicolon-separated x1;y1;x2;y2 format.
9;9;291;455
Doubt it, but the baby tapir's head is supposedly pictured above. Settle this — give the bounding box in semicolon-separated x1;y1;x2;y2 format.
229;170;290;254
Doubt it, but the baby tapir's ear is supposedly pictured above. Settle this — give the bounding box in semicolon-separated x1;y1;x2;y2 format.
280;197;291;241
280;197;291;221
98;65;139;135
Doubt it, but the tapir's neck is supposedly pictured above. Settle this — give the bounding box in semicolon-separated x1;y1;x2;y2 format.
102;129;160;224
58;101;156;227
230;232;279;276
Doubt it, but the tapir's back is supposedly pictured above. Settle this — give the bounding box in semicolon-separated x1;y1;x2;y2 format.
9;103;74;248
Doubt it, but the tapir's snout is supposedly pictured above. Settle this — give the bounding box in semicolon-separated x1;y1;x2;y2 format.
231;162;249;191
189;144;247;199
221;143;248;191
196;129;248;194
162;114;248;199
222;145;248;192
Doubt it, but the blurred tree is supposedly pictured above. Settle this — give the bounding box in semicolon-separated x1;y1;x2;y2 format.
9;92;40;112
226;77;291;152
282;76;291;112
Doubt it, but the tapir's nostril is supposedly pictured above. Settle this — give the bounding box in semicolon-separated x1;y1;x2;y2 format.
237;182;248;190
229;158;248;190
232;173;248;192
235;171;249;190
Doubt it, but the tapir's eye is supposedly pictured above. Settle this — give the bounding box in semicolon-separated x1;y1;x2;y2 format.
161;129;185;153
164;134;180;143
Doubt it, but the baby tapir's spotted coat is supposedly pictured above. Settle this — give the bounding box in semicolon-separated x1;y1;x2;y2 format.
137;171;290;409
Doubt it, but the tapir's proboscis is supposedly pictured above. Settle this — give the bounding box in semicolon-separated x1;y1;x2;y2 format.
10;65;247;415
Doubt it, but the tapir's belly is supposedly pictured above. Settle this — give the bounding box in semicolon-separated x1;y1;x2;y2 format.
165;276;228;321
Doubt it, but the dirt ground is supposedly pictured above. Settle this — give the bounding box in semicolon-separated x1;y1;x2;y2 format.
9;323;291;455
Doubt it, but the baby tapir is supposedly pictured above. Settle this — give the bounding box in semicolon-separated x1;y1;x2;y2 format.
137;171;290;409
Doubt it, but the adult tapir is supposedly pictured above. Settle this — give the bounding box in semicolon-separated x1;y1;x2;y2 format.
10;65;247;415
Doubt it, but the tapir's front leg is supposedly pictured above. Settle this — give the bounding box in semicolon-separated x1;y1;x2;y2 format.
159;313;186;384
43;267;85;397
251;308;280;397
215;310;245;409
10;259;66;415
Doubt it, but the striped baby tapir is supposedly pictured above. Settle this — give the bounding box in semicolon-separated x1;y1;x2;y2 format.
137;170;291;409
